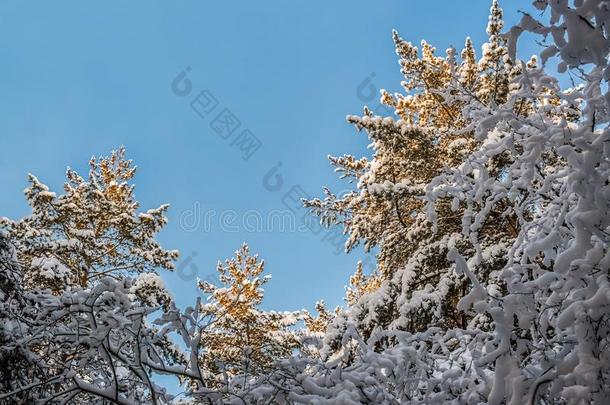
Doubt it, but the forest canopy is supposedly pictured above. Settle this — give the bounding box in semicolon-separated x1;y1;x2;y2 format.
1;1;609;404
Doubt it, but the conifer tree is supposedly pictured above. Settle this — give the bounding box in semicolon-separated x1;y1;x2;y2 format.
1;147;179;292
197;244;301;387
1;1;605;403
303;300;335;334
305;0;529;339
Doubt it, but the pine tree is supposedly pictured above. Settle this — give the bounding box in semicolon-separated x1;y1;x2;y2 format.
303;300;335;333
477;0;510;105
0;147;179;292
345;261;381;306
305;1;526;339
196;244;301;387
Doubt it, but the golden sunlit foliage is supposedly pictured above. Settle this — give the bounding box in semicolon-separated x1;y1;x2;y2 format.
1;147;178;291
197;244;301;386
305;0;554;338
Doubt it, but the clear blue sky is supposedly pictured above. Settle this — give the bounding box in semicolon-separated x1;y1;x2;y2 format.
0;1;531;313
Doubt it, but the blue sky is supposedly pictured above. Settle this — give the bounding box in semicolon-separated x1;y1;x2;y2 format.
0;1;531;314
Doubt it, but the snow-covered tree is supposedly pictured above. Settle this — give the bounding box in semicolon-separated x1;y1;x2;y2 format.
305;0;523;340
0;237;214;403
0;148;182;402
0;234;33;402
196;244;302;389
0;231;182;404
1;1;609;404
0;147;178;292
422;2;610;403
